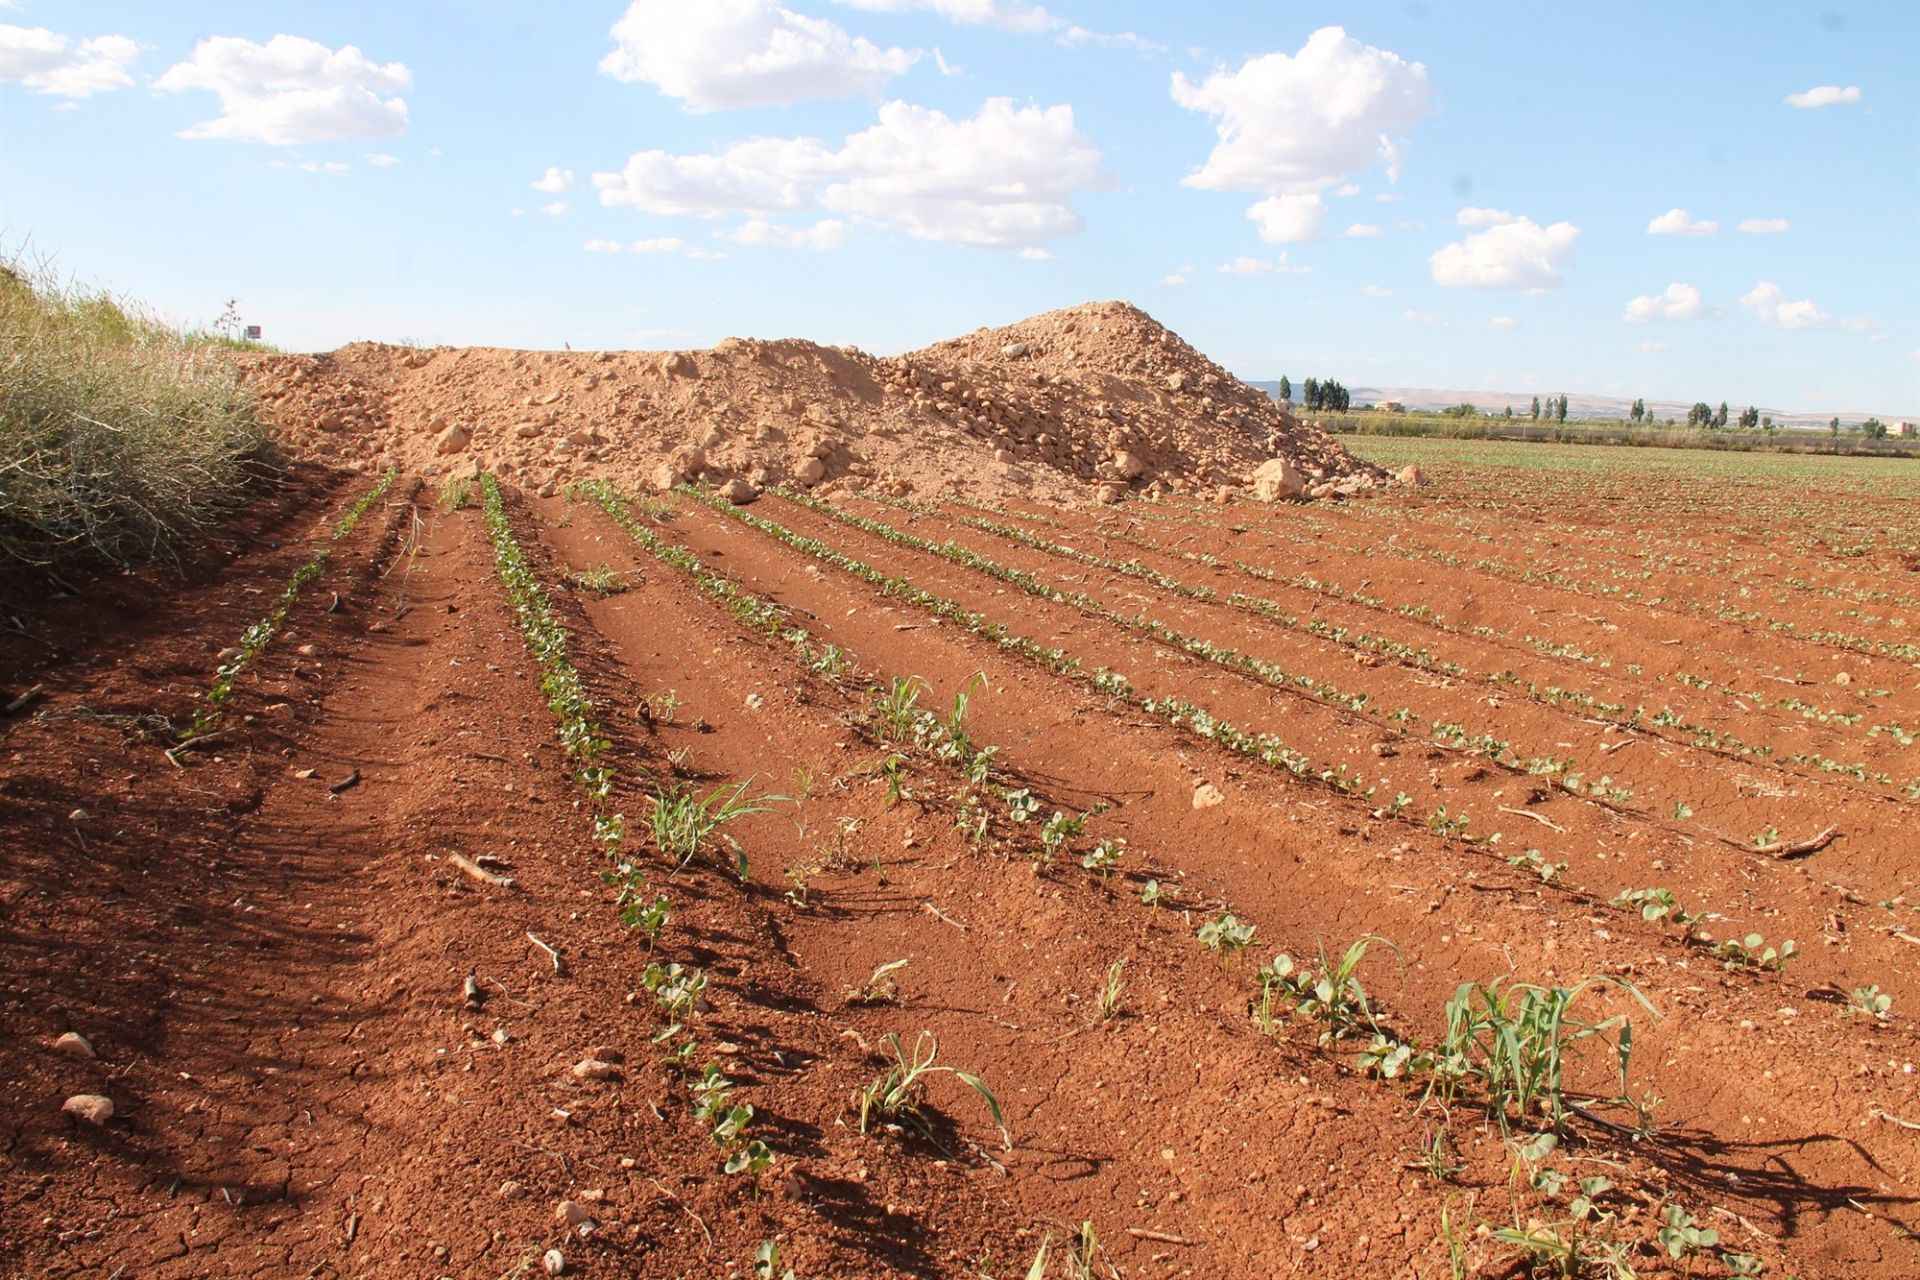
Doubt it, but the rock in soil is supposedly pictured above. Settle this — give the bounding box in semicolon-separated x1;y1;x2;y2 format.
53;1031;95;1058
62;1094;113;1125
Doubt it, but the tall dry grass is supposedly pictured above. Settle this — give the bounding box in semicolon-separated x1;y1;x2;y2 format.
0;258;275;582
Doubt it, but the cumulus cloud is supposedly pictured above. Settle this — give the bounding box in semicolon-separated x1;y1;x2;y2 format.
1785;84;1860;108
1161;270;1189;286
299;160;350;176
0;23;137;97
366;152;400;167
1018;247;1052;260
1623;282;1703;322
1170;26;1430;243
592;97;1103;251
532;166;575;193
1737;217;1789;234
155;35;410;144
1430;212;1579;290
1343;223;1382;238
600;0;919;111
1741;281;1830;329
1647;207;1717;236
724;217;848;250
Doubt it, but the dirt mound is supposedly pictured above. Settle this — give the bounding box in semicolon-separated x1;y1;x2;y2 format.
240;301;1386;504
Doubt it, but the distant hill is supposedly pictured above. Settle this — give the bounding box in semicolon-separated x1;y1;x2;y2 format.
1245;382;1914;430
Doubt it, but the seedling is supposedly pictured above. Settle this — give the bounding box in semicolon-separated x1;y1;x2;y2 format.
1507;849;1566;885
1255;935;1394;1046
1848;984;1893;1020
857;1031;1009;1151
642;961;708;1021
1081;836;1125;878
872;675;927;742
1656;1203;1718;1262
438;474;474;511
617;886;670;948
650;779;783;877
641;688;682;724
880;754;912;807
809;644;849;680
1036;809;1088;865
1139;879;1165;908
847;958;910;1005
1003;788;1041;824
1408;1128;1464;1183
1714;933;1797;972
754;1240;797;1280
567;564;628;596
726;1139;773;1178
1611;886;1697;930
1197;913;1256;959
1093;958;1126;1023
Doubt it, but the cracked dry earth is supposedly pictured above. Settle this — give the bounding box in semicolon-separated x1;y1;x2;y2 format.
3;452;1920;1279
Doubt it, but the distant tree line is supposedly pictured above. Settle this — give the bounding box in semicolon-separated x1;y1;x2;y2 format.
1295;376;1350;411
1529;395;1569;422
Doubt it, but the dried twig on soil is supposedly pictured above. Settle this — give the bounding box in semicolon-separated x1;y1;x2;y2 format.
4;683;45;715
921;901;968;931
1872;1107;1920;1131
449;853;515;890
1126;1228;1200;1246
329;768;361;794
1497;805;1565;832
163;730;233;768
1754;825;1840;858
526;931;566;975
647;1178;712;1250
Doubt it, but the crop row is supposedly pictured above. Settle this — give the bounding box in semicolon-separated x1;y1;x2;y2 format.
878;498;1916;801
188;468;396;737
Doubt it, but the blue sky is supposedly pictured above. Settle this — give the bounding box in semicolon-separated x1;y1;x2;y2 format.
3;1;1914;414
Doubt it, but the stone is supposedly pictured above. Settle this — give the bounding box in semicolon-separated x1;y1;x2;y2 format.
434;424;471;456
1192;782;1224;809
795;457;826;485
1397;464;1426;487
993;448;1015;464
721;478;759;505
54;1032;94;1059
1249;457;1305;502
1164;371;1187;392
1096;484;1124;504
542;1248;566;1276
661;352;695;377
572;1058;620;1082
513;422;542;439
1113;450;1148;480
62;1094;113;1125
498;1180;525;1199
555;1200;593;1226
1001;342;1031;358
650;462;678;493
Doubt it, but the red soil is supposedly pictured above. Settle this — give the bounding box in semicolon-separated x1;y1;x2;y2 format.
4;370;1920;1279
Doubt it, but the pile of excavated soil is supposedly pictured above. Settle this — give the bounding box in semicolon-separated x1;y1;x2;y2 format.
240;301;1390;504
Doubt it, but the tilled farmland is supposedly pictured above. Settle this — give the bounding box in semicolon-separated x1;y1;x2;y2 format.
5;438;1920;1280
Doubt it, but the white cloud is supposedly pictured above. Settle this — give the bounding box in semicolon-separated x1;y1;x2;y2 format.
1246;192;1325;243
1647;207;1717;237
1430;213;1579;290
933;47;960;76
1455;206;1516;228
1343;223;1382;238
1402;308;1441;325
1374;191;1402;204
1018;246;1052;261
1785;84;1860;109
366;152;400;168
1333;182;1360;197
836;1;1157;51
0;23;138;98
299;160;349;176
1489;315;1517;331
1741;280;1830;329
541;201;570;217
1637;340;1667;353
600;0;919;112
1161;271;1189;286
1171;26;1429;244
155;35;410;144
1737;217;1789;234
586;237;727;260
1623;282;1703;322
592;97;1102;251
532;166;575;193
1360;284;1392;298
1218;254;1306;276
724;217;848;250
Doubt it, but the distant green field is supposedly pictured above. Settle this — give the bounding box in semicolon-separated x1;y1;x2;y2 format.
1337;433;1920;493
